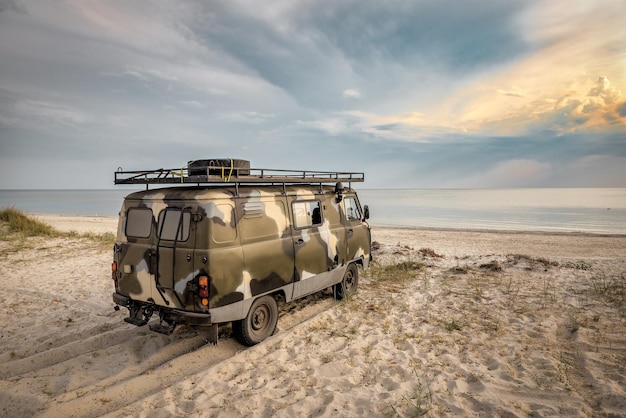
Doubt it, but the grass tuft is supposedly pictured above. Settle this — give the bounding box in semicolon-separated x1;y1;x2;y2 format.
368;260;424;285
563;260;592;271
419;247;443;258
506;254;559;269
479;260;503;272
390;368;433;417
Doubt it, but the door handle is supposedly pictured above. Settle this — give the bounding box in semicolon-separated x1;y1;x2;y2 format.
149;250;157;274
296;238;304;245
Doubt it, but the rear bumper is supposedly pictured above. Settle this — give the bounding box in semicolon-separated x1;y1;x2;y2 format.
112;292;213;326
112;291;132;307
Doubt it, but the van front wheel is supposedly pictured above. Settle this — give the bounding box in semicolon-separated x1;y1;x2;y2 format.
334;263;358;300
233;295;278;346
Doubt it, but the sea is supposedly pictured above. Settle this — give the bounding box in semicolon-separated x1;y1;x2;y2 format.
1;188;625;235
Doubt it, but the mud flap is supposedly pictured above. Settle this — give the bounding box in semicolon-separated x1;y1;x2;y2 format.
196;324;219;345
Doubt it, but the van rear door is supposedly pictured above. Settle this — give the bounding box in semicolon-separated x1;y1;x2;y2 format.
117;207;155;303
154;207;196;309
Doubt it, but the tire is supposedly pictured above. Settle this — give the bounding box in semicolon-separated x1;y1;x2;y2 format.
233;295;279;346
334;263;358;300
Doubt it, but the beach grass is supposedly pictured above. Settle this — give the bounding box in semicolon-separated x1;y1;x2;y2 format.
0;206;59;237
0;207;115;248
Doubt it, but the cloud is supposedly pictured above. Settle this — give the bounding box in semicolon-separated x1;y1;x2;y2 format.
564;154;626;187
15;99;89;127
295;114;360;136
179;100;205;109
449;159;553;188
419;0;626;136
0;0;25;13
120;68;179;83
343;89;361;99
497;86;525;98
215;111;275;124
0;0;624;189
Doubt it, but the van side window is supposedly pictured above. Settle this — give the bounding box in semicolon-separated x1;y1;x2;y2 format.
292;201;322;229
343;197;362;222
158;209;191;241
125;208;153;238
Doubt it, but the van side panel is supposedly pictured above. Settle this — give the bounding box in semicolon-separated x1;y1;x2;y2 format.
196;201;245;310
237;192;295;298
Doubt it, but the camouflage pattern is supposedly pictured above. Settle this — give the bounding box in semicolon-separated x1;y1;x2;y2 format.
112;184;371;328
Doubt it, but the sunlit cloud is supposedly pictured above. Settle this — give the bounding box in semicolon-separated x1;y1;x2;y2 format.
353;0;622;140
497;86;525;98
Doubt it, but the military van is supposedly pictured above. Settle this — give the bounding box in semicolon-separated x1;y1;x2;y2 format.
111;159;371;345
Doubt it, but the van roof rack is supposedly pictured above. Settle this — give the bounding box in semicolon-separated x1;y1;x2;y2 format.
114;166;364;187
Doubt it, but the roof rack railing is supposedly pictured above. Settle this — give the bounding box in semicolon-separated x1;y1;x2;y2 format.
114;166;364;186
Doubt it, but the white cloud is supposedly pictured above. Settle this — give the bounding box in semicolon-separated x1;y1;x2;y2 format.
179;100;205;109
216;111;275;124
343;89;361;99
121;68;179;82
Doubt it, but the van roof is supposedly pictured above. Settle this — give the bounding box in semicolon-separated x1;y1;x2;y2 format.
123;184;355;201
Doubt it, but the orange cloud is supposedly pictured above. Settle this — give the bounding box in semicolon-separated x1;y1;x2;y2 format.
419;0;626;137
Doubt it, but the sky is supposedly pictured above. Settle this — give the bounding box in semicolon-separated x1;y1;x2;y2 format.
0;0;625;189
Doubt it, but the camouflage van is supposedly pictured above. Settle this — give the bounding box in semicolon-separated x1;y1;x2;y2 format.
111;159;371;345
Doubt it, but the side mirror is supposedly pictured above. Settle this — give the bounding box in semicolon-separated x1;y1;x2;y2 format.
363;205;370;220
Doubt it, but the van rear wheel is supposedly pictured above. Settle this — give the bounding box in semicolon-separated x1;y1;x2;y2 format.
233;295;278;346
334;263;358;300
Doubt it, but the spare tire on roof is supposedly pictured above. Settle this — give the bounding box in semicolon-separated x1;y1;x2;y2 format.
187;159;251;177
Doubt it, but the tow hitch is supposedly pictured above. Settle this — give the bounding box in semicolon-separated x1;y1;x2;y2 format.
124;302;154;327
149;315;177;335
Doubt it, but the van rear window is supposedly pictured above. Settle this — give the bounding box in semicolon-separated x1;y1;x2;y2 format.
125;208;153;238
158;209;191;242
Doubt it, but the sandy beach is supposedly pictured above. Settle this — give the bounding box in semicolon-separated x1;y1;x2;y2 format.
1;215;625;417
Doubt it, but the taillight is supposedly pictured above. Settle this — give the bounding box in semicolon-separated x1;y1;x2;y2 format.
198;276;209;306
111;262;117;282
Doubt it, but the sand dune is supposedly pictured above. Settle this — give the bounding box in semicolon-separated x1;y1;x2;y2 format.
1;216;625;417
